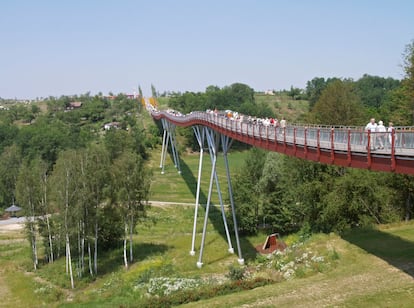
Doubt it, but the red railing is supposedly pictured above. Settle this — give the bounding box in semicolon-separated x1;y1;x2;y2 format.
151;110;414;175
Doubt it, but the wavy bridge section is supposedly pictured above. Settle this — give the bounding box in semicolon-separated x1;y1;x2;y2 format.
151;110;414;175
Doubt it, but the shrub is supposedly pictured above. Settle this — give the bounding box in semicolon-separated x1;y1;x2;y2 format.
226;265;246;281
139;277;273;308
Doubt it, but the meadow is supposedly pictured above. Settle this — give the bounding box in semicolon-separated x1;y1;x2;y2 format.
1;147;414;307
0;93;413;306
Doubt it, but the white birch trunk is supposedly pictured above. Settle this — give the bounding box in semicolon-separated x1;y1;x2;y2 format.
66;233;75;289
81;220;85;274
29;199;38;270
94;221;98;275
77;221;81;277
123;221;128;269
88;241;93;277
46;214;53;263
33;231;38;268
66;243;69;274
43;177;54;263
30;223;37;271
129;216;133;263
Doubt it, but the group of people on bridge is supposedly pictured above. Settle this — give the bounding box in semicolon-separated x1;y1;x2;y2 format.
206;108;287;130
365;118;395;150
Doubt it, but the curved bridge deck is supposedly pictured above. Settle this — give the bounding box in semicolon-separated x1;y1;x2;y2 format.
151;110;414;175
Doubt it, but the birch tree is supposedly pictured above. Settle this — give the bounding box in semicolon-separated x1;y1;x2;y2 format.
0;145;21;207
16;159;41;270
81;144;110;276
35;158;55;264
51;149;79;289
111;151;150;268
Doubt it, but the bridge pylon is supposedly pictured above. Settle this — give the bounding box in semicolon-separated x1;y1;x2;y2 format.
159;118;181;174
193;126;244;268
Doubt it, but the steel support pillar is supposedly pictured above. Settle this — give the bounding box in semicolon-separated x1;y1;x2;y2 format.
197;127;235;268
221;134;244;265
190;126;205;256
160;118;181;174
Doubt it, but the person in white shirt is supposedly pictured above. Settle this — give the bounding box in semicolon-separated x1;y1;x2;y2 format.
376;120;386;149
365;118;377;150
387;122;396;149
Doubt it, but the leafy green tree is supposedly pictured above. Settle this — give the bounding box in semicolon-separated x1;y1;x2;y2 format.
50;149;80;288
386;173;414;221
306;77;339;110
79;144;114;275
104;129;134;161
318;169;399;232
402;40;414;124
380;40;414;125
223;83;255;108
229;148;266;234
110;151;150;268
34;157;55;264
16;159;42;270
0;123;18;155
355;74;400;109
259;153;303;234
287;86;303;100
16;117;86;164
310;79;365;125
0;145;22;207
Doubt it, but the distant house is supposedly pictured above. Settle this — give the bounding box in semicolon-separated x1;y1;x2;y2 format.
104;122;121;130
66;101;83;110
264;90;275;95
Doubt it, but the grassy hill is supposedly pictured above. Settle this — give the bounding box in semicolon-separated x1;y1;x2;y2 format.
254;93;309;123
2;94;414;307
1;204;414;307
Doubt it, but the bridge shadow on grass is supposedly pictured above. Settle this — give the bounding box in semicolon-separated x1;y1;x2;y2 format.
178;155;257;263
97;242;169;276
342;227;414;278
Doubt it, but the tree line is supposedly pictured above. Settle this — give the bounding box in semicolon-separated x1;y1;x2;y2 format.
0;93;154;287
228;41;414;235
163;40;414;235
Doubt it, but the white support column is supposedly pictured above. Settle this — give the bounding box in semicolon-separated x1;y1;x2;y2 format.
222;134;244;265
197;129;216;268
160;119;181;174
206;130;233;254
160;119;169;174
197;127;235;268
190;126;205;256
167;121;181;173
160;129;167;168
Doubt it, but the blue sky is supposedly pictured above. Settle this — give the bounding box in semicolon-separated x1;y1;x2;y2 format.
1;0;413;99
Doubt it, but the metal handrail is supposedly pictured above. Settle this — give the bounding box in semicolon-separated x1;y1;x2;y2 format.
151;109;414;156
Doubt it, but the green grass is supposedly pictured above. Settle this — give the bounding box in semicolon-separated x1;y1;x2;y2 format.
148;149;248;204
2;145;414;307
254;93;309;123
2;211;414;307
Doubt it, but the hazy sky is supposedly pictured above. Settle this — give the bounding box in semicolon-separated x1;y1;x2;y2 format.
1;0;413;99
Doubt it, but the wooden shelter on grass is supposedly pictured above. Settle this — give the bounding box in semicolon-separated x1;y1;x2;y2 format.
255;233;287;254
